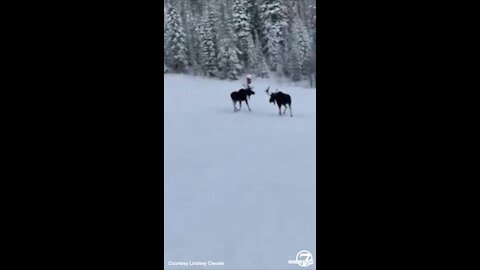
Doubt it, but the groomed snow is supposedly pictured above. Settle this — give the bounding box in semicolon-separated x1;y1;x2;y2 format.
164;74;316;269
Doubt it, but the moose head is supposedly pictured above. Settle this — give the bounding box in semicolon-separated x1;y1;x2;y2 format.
266;87;281;104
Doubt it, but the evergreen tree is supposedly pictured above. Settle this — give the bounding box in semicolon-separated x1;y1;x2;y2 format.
163;0;315;86
164;5;188;73
258;0;288;72
216;0;242;80
232;0;252;68
199;5;219;77
217;39;242;80
292;15;311;79
183;0;201;74
253;32;268;78
244;33;258;74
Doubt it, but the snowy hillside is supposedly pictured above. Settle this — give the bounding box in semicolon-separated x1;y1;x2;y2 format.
164;74;316;269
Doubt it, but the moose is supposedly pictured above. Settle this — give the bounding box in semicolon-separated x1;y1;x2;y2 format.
230;88;255;112
266;87;293;117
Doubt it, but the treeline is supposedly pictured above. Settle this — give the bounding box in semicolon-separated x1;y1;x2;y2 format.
164;0;316;86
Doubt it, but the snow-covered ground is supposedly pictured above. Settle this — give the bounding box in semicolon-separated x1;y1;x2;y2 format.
164;74;316;269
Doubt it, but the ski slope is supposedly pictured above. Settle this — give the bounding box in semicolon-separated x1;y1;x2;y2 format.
164;74;316;269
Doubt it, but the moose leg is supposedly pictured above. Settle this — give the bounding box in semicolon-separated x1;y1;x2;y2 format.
233;100;237;112
238;101;242;111
245;99;251;111
278;104;282;115
289;104;293;117
283;105;288;115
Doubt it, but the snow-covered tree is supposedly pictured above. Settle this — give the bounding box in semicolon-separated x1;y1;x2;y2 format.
163;0;315;85
253;32;268;78
296;21;311;77
164;5;188;73
243;33;257;74
216;0;242;80
217;39;242;80
289;15;311;81
232;0;251;64
183;0;203;74
199;5;219;77
258;0;288;72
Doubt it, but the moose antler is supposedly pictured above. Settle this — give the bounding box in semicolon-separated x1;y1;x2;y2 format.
265;86;270;95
